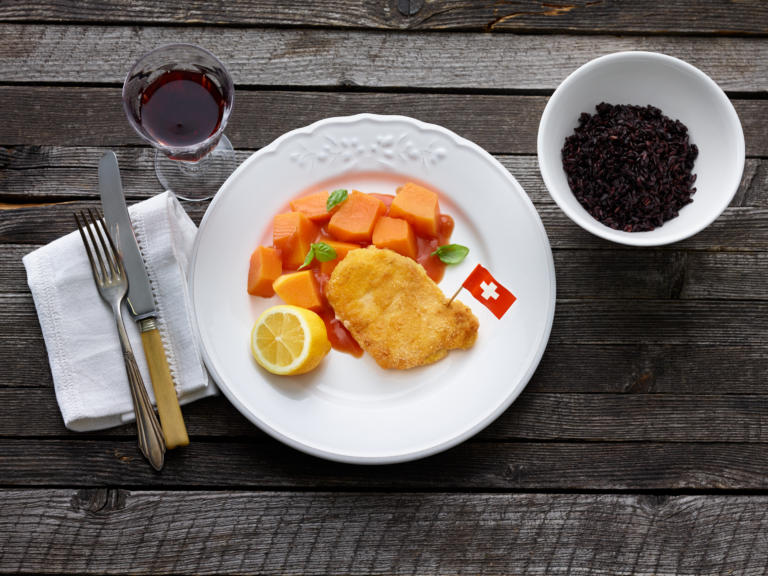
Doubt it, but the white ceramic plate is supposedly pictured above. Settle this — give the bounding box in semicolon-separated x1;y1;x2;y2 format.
189;114;556;464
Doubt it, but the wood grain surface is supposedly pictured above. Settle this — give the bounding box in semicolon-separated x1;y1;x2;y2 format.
2;88;767;156
2;147;766;209
2;0;767;34
2;489;768;575
1;439;768;489
3;4;768;574
1;25;767;92
6;387;768;443
6;339;768;395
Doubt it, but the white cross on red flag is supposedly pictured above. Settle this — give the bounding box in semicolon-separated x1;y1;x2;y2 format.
461;264;516;319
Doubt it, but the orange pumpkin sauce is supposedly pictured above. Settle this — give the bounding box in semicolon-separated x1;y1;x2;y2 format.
317;308;364;358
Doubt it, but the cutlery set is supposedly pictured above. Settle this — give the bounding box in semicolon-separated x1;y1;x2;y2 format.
75;151;189;470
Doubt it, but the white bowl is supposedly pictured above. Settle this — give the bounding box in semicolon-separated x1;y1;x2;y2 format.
537;51;745;246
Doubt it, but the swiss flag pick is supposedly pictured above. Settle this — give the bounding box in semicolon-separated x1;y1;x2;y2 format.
461;264;516;319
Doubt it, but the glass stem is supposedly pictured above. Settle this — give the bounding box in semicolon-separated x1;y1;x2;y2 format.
174;154;212;178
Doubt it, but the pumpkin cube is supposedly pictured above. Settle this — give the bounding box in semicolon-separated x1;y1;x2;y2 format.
247;245;282;297
389;182;441;237
273;271;325;312
273;212;319;270
328;191;387;243
372;217;417;260
290;191;339;223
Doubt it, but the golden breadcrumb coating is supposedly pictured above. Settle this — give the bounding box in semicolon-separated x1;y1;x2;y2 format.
326;246;479;369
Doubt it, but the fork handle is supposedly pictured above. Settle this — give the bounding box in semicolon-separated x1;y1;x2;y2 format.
139;322;189;450
123;350;166;470
113;307;165;471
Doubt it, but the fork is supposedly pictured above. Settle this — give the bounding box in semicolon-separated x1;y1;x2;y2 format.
75;209;165;471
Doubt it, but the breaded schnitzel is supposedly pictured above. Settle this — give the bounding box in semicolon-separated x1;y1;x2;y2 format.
326;246;479;369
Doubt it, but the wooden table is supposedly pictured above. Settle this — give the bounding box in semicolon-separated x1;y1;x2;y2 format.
2;2;768;573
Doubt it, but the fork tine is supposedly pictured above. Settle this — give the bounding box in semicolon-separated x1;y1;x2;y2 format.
87;208;117;280
88;208;117;279
81;210;108;281
98;212;124;276
74;212;102;284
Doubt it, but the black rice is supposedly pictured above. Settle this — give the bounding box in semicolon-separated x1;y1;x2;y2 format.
561;102;698;232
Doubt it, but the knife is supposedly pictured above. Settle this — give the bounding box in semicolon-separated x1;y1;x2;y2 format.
99;151;189;449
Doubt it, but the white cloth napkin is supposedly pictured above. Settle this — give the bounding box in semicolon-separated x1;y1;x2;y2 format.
23;192;217;431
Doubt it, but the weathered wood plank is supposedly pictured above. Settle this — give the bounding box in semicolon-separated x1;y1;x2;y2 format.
0;439;766;489
7;291;768;345
2;148;764;211
2;25;768;92
7;244;768;300
5;200;768;252
7;387;768;443
733;157;768;207
0;200;206;244
0;290;51;385
549;299;768;344
0;88;542;152
0;244;32;292
2;489;768;575
1;0;766;34
1;88;766;156
0;390;263;438
0;146;217;200
5;324;768;395
538;204;768;251
530;344;768;395
3;148;553;202
484;393;768;442
556;249;768;300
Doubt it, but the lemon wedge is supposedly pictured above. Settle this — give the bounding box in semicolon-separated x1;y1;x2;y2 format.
251;305;331;375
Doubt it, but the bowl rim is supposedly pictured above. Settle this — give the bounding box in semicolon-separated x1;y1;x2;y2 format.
537;50;746;247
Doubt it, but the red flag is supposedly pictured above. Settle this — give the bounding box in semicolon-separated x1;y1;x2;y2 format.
462;264;516;319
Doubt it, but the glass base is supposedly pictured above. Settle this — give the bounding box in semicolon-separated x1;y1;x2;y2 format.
155;134;236;201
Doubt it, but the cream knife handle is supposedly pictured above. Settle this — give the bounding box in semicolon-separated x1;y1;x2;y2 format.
139;320;189;449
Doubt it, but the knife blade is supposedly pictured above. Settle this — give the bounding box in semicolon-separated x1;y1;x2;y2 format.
99;153;157;320
99;151;189;449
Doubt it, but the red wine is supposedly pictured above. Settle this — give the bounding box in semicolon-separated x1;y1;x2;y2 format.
140;70;225;147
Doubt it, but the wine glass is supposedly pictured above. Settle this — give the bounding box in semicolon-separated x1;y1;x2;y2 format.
123;44;236;201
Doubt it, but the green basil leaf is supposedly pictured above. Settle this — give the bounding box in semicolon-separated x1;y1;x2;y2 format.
297;242;338;270
431;244;470;264
297;245;316;270
312;242;338;262
326;189;348;211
